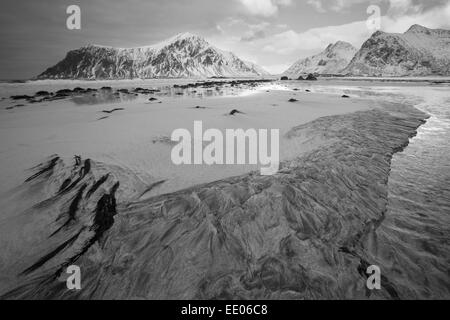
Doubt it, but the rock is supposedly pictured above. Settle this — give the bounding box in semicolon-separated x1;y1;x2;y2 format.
101;108;124;114
297;76;305;80
288;98;298;102
134;88;156;94
148;97;158;101
35;91;51;96
342;95;350;98
73;87;85;93
305;73;317;81
10;95;33;100
229;109;244;115
55;89;73;97
280;76;289;81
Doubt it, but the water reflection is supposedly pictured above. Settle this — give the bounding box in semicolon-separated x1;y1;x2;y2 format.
69;82;280;105
71;90;140;105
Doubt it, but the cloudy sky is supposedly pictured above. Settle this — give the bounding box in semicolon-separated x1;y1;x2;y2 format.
1;0;449;79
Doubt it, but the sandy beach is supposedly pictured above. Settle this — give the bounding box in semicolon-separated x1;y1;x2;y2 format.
0;78;449;299
0;79;373;197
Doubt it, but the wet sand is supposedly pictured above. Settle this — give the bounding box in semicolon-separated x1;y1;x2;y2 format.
0;78;448;299
0;79;372;196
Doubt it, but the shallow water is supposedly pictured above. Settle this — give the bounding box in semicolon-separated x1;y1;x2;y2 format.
0;79;278;108
382;88;450;298
293;82;450;298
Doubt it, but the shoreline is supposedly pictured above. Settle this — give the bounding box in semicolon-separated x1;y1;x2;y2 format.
0;82;371;196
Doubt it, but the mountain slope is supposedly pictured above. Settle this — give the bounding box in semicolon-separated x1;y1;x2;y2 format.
38;33;269;79
343;25;450;76
284;41;357;76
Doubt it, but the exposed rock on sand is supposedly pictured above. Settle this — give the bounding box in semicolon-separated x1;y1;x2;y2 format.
0;106;430;299
101;108;124;114
152;135;178;146
35;91;51;97
229;109;245;115
305;73;317;81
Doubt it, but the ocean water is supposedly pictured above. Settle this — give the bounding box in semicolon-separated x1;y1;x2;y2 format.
295;82;450;298
382;87;450;298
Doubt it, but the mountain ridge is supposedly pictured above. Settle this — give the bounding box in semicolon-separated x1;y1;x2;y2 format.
38;33;270;79
342;25;450;76
283;41;358;77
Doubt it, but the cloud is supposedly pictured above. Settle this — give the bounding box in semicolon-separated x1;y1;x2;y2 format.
241;30;266;42
239;22;270;42
2;0;449;79
216;0;450;74
306;0;448;13
382;1;450;31
307;0;380;12
306;0;325;13
238;0;292;17
260;20;372;55
267;0;450;56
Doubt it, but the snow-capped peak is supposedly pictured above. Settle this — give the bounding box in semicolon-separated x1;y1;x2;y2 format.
38;33;269;79
343;24;450;76
171;32;200;41
283;41;357;76
406;24;431;34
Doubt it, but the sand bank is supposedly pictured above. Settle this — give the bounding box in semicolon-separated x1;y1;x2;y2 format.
0;102;428;299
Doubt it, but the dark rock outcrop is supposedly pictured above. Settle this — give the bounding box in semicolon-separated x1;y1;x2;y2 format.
305;73;317;81
101;108;124;114
229;109;244;115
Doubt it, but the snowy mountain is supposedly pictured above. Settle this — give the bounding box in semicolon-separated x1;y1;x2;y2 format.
37;33;269;79
343;25;450;76
283;41;357;77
